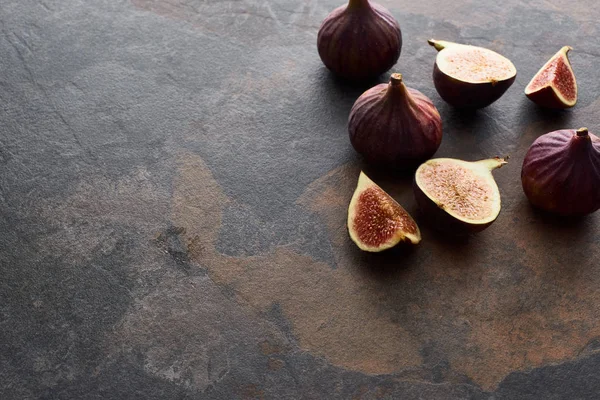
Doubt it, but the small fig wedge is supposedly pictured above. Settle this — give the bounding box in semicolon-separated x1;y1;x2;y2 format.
525;46;577;109
348;73;443;170
414;157;508;233
522;128;600;216
428;39;517;109
348;171;421;252
317;0;402;81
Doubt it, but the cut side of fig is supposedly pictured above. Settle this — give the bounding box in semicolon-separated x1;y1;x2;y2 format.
414;157;508;233
428;39;517;108
525;46;577;109
348;171;421;252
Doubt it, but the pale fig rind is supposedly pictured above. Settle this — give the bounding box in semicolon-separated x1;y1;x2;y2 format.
521;128;600;216
348;73;443;169
348;171;421;252
525;46;577;109
428;39;517;109
414;157;508;234
317;0;402;81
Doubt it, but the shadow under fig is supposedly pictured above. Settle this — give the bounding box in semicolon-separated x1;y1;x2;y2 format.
352;241;420;282
358;160;417;187
520;98;575;130
320;67;386;90
437;103;487;135
520;197;592;231
313;67;397;119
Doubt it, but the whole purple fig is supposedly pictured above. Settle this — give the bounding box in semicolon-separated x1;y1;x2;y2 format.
348;73;443;169
521;127;600;216
317;0;402;81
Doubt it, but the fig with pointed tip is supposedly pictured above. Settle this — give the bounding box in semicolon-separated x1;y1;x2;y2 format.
348;73;443;169
525;46;577;109
522;128;600;216
428;39;517;109
348;171;421;252
317;0;402;81
414;157;508;233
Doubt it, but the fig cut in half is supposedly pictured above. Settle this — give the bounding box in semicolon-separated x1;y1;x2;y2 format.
348;171;421;252
428;39;517;108
414;157;508;233
525;46;577;109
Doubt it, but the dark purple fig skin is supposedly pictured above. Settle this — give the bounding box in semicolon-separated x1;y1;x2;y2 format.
348;74;442;169
413;180;496;235
432;63;516;109
521;128;600;216
317;0;402;81
525;85;571;109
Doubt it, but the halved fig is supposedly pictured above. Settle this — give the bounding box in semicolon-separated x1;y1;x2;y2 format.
525;46;577;109
414;157;508;233
428;39;517;109
348;171;421;252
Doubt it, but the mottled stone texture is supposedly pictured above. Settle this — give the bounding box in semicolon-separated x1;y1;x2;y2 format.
1;0;599;399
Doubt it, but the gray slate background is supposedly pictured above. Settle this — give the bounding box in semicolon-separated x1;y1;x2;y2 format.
1;0;600;399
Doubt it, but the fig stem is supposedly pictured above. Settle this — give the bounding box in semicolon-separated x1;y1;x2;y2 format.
386;73;417;109
390;73;403;86
576;127;589;137
475;156;509;171
428;39;452;51
347;0;372;10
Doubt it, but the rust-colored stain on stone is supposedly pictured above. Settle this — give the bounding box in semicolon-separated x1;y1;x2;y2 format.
267;358;285;371
259;340;284;355
241;384;265;400
170;152;600;390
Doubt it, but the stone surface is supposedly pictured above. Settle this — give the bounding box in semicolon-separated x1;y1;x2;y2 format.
1;0;599;399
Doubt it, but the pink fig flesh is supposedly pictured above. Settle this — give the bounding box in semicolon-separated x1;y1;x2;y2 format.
414;157;508;233
348;171;420;252
525;46;577;109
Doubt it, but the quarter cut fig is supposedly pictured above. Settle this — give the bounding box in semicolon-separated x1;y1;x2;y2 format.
414;157;508;233
348;171;421;252
317;0;402;81
521;128;600;216
348;73;443;169
525;46;577;109
428;39;517;109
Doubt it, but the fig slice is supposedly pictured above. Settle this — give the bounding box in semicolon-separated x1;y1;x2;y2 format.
428;39;517;108
348;171;421;252
414;157;508;233
525;46;577;109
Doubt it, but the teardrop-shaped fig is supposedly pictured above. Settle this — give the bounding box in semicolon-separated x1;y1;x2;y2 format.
414;157;508;233
317;0;402;81
428;39;517;109
525;46;577;109
348;171;421;252
522;128;600;216
348;73;443;169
